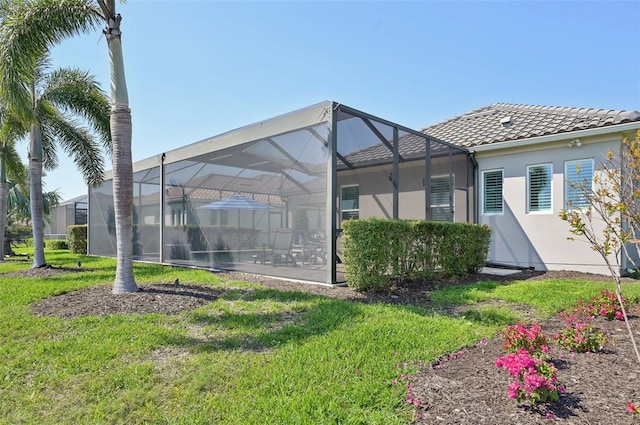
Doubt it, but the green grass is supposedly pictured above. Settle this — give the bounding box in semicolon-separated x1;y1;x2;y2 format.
428;277;640;318
1;249;638;424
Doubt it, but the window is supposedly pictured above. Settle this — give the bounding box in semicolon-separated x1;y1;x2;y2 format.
565;159;594;209
482;169;503;214
527;163;552;213
341;185;359;221
430;175;452;221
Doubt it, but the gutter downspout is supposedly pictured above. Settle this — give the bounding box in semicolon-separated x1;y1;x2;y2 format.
469;153;479;224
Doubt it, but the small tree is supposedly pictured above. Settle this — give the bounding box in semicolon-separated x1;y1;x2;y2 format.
559;130;640;364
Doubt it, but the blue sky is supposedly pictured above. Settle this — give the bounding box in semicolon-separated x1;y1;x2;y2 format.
46;0;640;199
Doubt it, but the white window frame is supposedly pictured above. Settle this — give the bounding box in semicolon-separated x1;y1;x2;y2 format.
527;163;553;214
565;158;594;210
340;184;359;221
482;169;503;215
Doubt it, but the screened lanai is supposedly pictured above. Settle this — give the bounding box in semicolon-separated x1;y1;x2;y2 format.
88;102;472;284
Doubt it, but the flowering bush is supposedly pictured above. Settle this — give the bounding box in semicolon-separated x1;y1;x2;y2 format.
573;289;626;320
554;314;609;353
495;349;564;403
501;323;549;355
628;401;639;414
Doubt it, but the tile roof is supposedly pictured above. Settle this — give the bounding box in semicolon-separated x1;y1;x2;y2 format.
339;132;463;169
421;103;640;148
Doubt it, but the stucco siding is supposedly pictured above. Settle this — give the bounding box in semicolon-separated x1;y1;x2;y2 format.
339;165;393;221
338;158;472;223
476;135;621;274
398;162;425;220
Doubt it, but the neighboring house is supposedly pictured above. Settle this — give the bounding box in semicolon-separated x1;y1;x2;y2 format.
44;194;88;239
422;103;640;275
87;101;640;284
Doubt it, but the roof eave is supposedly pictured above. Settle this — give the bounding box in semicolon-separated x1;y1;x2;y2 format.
470;122;640;153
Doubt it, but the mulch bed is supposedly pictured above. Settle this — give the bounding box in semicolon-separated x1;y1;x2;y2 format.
413;314;640;424
16;266;640;423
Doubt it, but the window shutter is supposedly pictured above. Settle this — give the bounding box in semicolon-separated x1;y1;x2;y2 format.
483;170;503;214
528;164;552;212
565;159;593;209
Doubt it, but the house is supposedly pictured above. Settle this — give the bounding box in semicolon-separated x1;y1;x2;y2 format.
87;101;640;284
422;103;640;275
44;194;88;240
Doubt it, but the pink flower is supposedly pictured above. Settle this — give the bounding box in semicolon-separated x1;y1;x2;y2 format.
628;401;638;414
507;381;521;399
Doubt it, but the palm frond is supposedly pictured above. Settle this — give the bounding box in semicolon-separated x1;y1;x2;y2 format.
33;53;52;95
6;177;30;221
40;108;105;186
0;101;28;184
4;141;27;185
6;173;60;222
43;188;61;214
0;0;102;118
41;66;111;155
36;102;59;170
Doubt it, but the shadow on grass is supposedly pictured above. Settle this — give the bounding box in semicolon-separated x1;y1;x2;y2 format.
456;306;522;326
162;287;363;353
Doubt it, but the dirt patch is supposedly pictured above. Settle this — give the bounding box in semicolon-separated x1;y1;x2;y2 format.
32;281;222;319
18;266;640;423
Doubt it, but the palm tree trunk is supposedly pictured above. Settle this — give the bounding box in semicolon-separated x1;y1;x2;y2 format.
29;123;46;268
111;104;136;293
0;149;7;262
105;8;137;293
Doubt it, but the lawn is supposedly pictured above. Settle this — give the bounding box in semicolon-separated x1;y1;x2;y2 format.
1;249;639;424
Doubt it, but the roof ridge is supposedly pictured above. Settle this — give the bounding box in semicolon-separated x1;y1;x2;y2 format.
488;102;640;119
418;104;497;131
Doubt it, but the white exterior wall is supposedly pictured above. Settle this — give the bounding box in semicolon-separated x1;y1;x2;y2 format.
476;134;621;274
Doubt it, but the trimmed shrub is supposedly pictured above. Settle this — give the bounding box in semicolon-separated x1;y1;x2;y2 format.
45;239;68;250
67;225;87;254
342;218;491;291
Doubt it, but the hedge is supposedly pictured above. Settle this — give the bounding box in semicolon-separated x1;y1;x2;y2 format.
67;225;87;254
45;239;68;250
342;218;491;291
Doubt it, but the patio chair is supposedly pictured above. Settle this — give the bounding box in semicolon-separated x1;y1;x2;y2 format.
254;228;297;267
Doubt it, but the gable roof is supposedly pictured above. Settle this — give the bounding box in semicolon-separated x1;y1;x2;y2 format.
421;103;640;149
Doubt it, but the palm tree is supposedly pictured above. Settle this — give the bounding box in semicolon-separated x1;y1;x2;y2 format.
0;0;136;292
2;51;111;268
7;171;61;224
96;0;137;294
5;172;61;257
0;106;28;260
